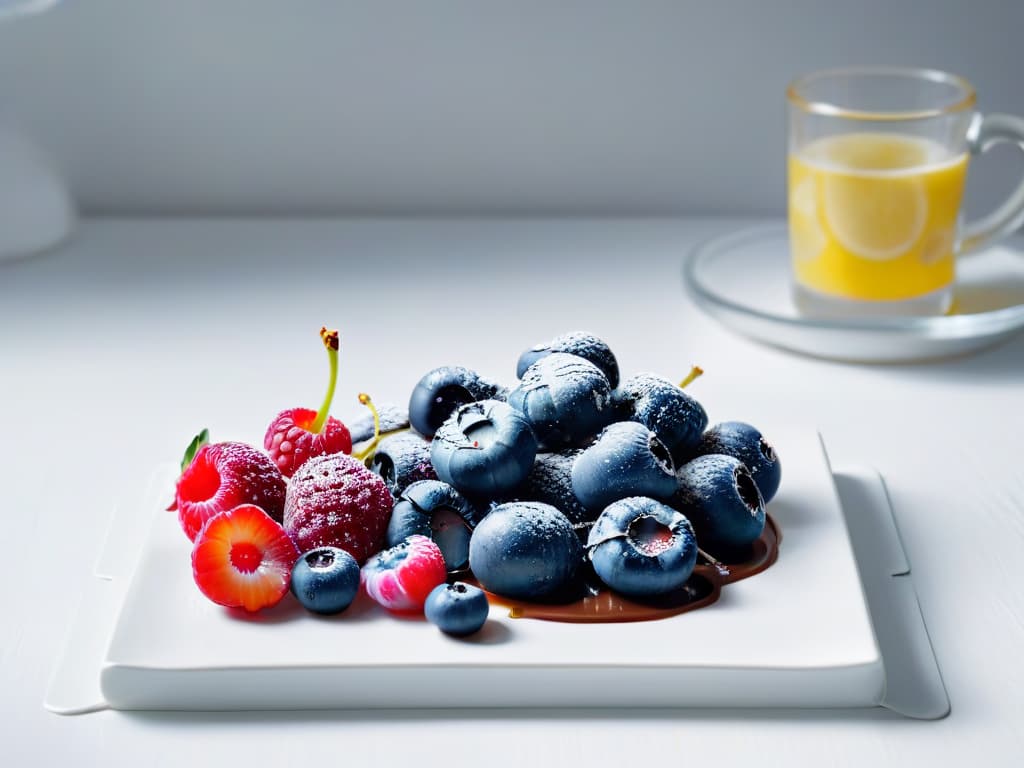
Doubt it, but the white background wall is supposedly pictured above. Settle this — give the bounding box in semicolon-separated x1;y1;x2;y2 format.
0;0;1022;216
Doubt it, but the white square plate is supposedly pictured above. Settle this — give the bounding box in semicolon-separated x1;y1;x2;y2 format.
95;427;886;710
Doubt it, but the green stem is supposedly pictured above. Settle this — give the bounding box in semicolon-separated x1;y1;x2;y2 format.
309;328;339;434
180;428;210;473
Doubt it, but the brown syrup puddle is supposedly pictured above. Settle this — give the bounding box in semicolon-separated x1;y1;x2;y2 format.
477;514;781;623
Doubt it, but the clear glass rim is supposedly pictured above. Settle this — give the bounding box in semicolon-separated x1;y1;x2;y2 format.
787;66;977;122
684;225;1024;340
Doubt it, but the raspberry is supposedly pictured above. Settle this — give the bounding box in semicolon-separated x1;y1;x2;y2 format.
264;328;353;477
283;453;394;564
191;504;300;612
265;408;351;477
171;441;286;541
362;535;447;613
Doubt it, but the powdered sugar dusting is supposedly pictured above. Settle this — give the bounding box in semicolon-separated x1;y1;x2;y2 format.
283;453;393;563
518;449;590;525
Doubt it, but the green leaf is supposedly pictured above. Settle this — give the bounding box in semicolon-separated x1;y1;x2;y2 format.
180;428;210;473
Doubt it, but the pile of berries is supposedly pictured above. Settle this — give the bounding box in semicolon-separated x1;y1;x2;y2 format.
171;328;781;638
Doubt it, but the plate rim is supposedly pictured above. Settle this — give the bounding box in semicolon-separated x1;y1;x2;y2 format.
683;224;1024;341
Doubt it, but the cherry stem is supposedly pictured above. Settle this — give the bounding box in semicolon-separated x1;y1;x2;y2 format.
309;327;339;434
353;393;382;462
678;365;704;390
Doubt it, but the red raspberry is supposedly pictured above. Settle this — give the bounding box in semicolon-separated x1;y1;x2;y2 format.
264;328;353;477
192;504;300;612
361;535;447;613
283;453;393;564
265;409;351;477
170;442;287;541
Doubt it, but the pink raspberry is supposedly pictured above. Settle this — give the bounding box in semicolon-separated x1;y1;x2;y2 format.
361;535;447;613
170;441;286;541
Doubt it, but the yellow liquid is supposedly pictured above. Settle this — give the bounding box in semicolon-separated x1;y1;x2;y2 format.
788;133;968;301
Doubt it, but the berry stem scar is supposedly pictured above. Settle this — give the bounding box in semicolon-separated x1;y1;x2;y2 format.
309;327;340;434
678;365;704;390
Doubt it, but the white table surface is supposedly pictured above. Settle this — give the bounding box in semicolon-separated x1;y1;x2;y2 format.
3;217;1023;766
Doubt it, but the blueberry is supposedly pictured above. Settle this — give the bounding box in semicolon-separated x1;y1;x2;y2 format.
695;422;782;503
469;501;583;600
408;366;507;438
424;581;490;636
516;332;620;388
370;432;437;497
674;454;765;555
587;497;698;597
515;449;593;528
386;480;478;570
507;353;613;449
290;547;361;614
431;400;538;497
571;422;677;513
613;373;708;463
348;402;410;444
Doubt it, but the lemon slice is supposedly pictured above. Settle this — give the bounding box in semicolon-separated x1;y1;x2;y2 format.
822;172;927;260
920;227;955;266
791;176;817;218
789;178;825;262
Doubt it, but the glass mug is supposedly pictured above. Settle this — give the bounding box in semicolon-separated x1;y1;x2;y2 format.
787;67;1024;317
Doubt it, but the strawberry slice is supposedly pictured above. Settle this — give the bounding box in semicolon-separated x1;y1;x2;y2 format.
191;504;300;612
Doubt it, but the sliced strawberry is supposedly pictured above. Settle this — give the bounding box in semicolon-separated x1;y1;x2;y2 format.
191;504;300;612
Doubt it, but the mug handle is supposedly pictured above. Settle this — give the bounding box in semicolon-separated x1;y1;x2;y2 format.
961;112;1024;254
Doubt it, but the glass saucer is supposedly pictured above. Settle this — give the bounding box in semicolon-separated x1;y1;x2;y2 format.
683;224;1024;362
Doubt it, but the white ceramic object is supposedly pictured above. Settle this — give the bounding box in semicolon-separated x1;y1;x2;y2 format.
45;428;948;717
0;2;73;261
0;123;75;261
684;225;1024;362
0;0;62;20
56;429;891;710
